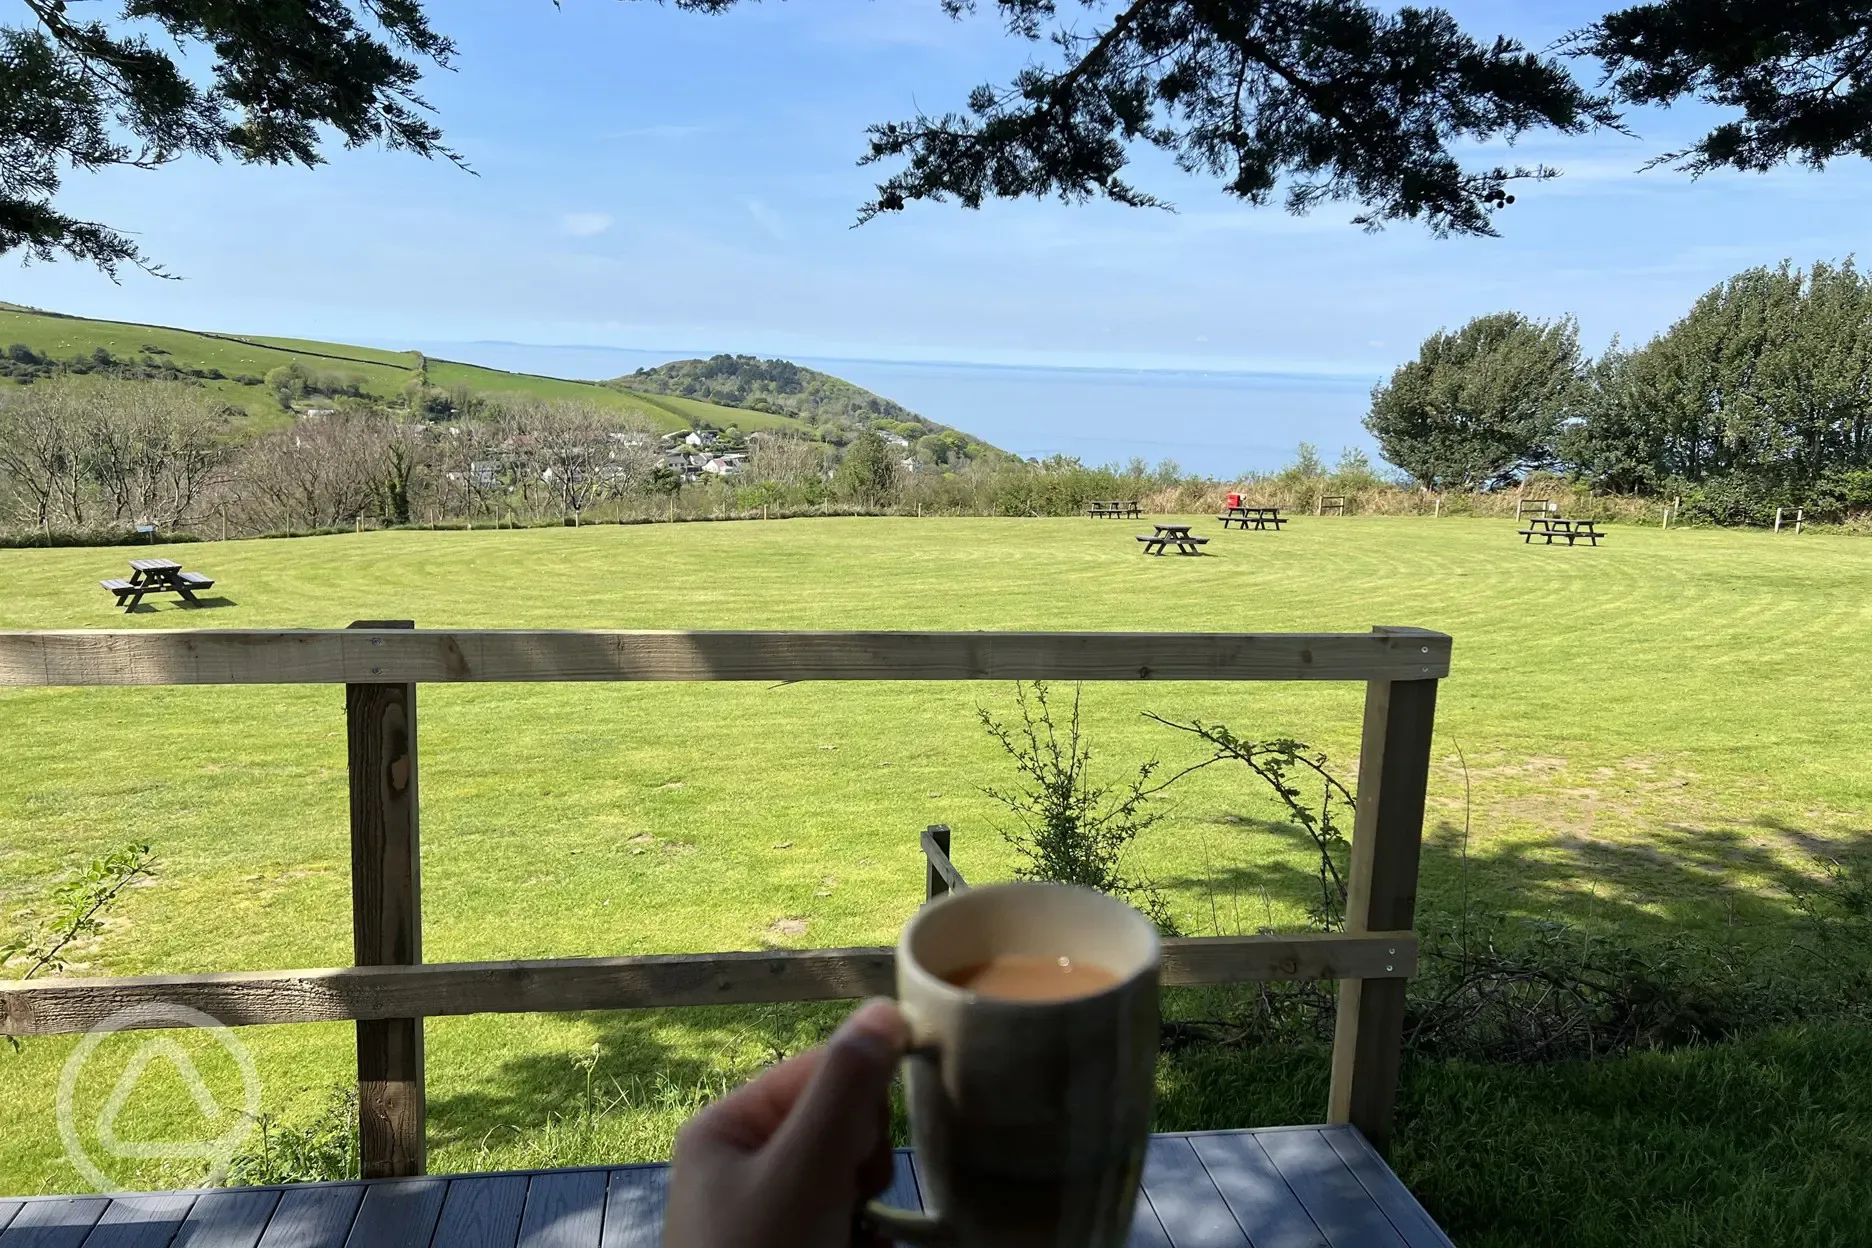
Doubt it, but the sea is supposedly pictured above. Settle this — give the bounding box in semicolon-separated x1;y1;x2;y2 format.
405;341;1382;478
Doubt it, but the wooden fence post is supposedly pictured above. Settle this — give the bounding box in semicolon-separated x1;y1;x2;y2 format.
1328;628;1439;1156
346;619;425;1178
924;825;953;902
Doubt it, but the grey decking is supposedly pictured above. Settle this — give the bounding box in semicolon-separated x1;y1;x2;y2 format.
0;1127;1451;1248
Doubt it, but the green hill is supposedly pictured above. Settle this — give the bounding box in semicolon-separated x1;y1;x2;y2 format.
0;306;823;439
611;353;999;456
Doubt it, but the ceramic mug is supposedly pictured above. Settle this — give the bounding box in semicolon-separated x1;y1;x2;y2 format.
865;881;1162;1247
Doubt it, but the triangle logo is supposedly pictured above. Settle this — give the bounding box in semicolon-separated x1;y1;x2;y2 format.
95;1038;233;1160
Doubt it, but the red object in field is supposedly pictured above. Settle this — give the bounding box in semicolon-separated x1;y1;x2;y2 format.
1225;492;1242;508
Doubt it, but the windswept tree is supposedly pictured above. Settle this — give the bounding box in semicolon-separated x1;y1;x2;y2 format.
1563;260;1872;496
1366;313;1585;490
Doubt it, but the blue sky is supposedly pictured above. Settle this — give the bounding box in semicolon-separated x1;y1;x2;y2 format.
4;0;1869;465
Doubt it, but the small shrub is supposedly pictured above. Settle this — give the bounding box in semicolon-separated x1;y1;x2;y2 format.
224;1089;359;1185
1148;717;1352;929
978;682;1177;931
1;842;156;980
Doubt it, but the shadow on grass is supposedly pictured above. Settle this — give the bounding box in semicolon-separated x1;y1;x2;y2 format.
424;1000;857;1157
416;806;1870;1240
1161;804;1871;944
119;595;238;613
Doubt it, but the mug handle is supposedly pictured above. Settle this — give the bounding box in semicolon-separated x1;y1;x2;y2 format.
861;1042;952;1245
860;1201;954;1246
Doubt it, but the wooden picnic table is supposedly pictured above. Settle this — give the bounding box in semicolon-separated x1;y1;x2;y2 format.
1218;504;1287;531
1138;523;1209;555
1518;516;1605;547
0;1128;1455;1248
100;558;217;611
1088;499;1143;518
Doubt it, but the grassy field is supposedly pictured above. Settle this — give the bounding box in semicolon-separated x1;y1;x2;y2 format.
2;516;1869;1242
0;306;767;435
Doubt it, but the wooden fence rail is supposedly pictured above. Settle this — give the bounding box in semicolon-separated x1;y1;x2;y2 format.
0;626;1447;1167
0;931;1417;1036
0;628;1450;686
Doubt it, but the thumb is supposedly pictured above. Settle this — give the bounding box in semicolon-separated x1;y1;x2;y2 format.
769;998;908;1165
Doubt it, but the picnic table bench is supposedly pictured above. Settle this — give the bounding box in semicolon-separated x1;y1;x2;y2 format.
1218;505;1287;530
1518;517;1604;546
1089;500;1143;518
0;1128;1454;1248
1138;523;1209;555
100;558;216;611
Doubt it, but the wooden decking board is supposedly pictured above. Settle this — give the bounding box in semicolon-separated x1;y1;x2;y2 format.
1320;1130;1455;1248
253;1187;363;1248
4;1128;1451;1248
1252;1130;1404;1248
515;1172;607;1248
79;1193;198;1248
1127;1186;1176;1248
430;1176;526;1248
877;1151;921;1214
0;1198;110;1248
1140;1137;1251;1248
596;1169;665;1248
169;1190;281;1248
342;1179;445;1248
1186;1133;1325;1248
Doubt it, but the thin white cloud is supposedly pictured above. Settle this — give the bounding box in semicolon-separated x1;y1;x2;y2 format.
745;198;787;241
560;212;614;238
606;124;714;141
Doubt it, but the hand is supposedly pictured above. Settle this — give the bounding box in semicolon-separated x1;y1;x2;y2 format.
664;998;910;1248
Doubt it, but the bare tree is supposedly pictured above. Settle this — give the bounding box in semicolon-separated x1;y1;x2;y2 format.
0;381;93;527
81;384;230;529
747;431;831;489
230;412;391;532
508;401;654;518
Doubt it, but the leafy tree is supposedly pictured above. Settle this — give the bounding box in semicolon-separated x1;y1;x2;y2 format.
1563;260;1872;496
1329;446;1387;491
698;1;1872;237
1276;442;1327;484
833;426;901;508
15;2;1872;272
1556;341;1672;494
1366;313;1584;489
1574;1;1872;176
4;0;458;275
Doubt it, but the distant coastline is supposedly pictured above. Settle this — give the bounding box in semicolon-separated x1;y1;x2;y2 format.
396;339;1384;474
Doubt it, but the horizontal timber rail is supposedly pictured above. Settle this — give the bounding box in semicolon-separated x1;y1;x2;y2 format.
0;627;1450;686
0;933;1417;1037
1;624;1448;1170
